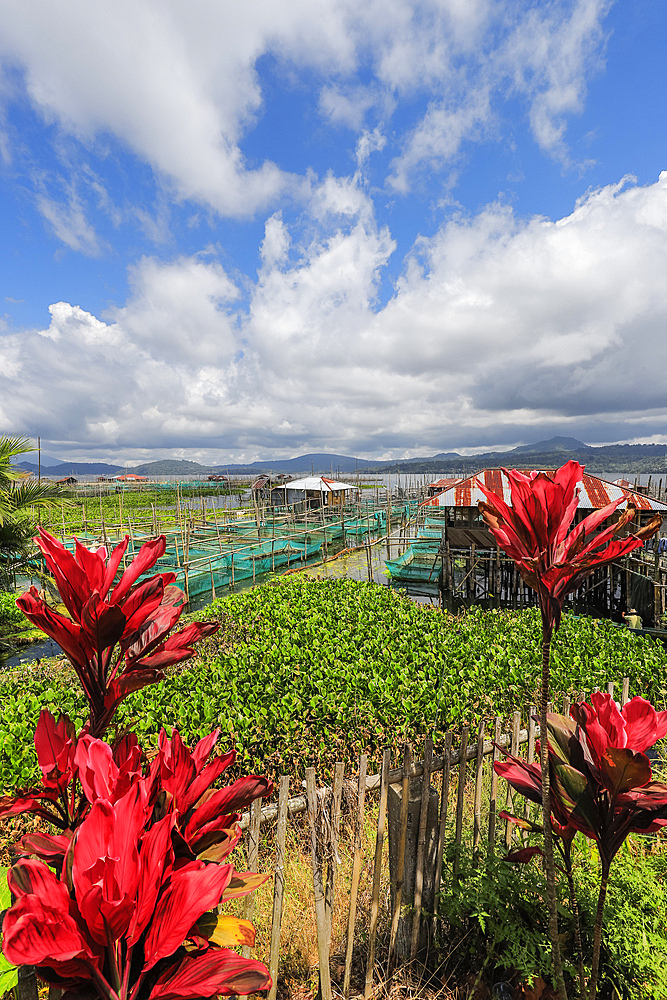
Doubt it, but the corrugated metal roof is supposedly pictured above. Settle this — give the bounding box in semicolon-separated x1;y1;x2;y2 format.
422;469;667;511
428;477;461;490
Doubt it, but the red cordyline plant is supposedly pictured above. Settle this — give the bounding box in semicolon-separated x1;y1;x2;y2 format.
476;461;661;1000
1;529;274;1000
497;693;667;1000
16;528;218;737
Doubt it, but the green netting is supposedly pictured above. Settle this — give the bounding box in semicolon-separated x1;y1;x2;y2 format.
385;541;442;583
178;537;323;598
340;511;386;536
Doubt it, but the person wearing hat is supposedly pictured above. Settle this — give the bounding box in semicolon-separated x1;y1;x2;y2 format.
622;608;643;630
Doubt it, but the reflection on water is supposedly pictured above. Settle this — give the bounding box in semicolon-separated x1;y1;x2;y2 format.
4;637;62;668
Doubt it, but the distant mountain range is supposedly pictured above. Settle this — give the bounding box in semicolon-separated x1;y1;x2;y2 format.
17;461;124;476
14;437;667;478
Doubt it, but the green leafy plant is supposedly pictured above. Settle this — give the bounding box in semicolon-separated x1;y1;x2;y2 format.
2;579;666;792
437;838;667;1000
0;865;18;996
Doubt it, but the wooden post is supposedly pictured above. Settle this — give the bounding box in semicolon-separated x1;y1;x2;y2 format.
268;776;290;1000
324;762;345;942
505;712;520;849
306;768;332;1000
17;966;39;1000
472;718;485;859
365;749;390;998
432;731;452;935
343;754;367;999
621;676;630;706
453;726;469;879
525;707;536;820
388;744;412;972
239;796;262;999
410;738;433;958
488;717;502;854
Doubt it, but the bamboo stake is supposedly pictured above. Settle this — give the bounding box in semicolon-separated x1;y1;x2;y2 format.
365;748;390;999
240;797;262;964
487;718;502;855
268;776;290;1000
324;762;345;943
432;731;452;935
472;718;485;859
17;965;38;1000
505;712;520;849
453;726;469;880
306;769;331;1000
343;754;367;1000
388;743;412;972
410;738;433;958
621;676;630;706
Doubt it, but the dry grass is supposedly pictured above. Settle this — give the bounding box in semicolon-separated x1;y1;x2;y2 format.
222;802;394;999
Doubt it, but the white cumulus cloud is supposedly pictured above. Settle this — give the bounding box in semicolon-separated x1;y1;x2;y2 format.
3;173;667;461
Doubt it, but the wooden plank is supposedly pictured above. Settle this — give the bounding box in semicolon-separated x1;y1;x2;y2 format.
562;695;571;717
388;743;412;972
505;712;521;849
410;738;433;959
487;717;502;855
343;754;367;999
432;731;452;934
365;749;390;998
306;768;332;1000
472;718;485;858
453;726;469;879
268;776;290;1000
324;761;345;942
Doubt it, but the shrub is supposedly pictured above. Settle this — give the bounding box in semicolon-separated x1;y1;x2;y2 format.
437;837;667;999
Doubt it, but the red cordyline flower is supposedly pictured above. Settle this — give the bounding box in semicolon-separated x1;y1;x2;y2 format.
2;721;272;878
149;729;272;870
476;461;661;630
496;693;667;868
477;462;661;1000
16;528;219;736
2;780;271;1000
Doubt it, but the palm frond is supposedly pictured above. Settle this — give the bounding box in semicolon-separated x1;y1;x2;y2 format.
0;435;35;488
7;479;75;513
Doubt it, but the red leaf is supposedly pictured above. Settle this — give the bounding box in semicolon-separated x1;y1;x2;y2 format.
600;747;652;797
143;862;234;970
149;950;271;1000
505;846;544;864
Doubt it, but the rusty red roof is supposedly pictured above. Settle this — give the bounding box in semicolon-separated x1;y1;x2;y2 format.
428;477;461;490
422;469;667;511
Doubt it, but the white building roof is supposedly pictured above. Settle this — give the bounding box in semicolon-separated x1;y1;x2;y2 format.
280;476;357;492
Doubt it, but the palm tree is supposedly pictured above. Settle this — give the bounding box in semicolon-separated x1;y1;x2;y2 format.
0;435;72;590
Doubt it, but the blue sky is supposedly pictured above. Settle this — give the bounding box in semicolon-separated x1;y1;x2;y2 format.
1;0;666;464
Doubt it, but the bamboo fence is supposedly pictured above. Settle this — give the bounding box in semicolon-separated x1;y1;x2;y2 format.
11;678;634;1000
